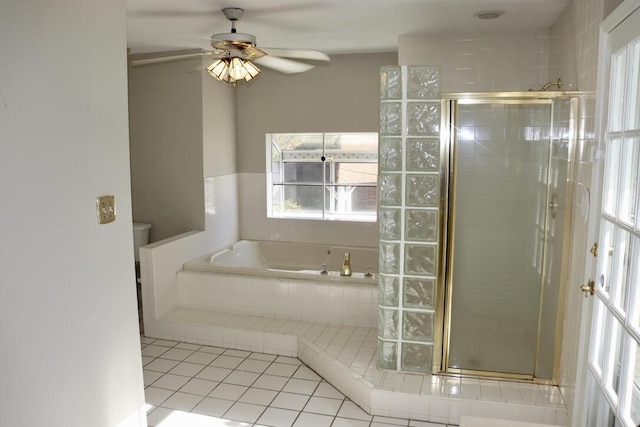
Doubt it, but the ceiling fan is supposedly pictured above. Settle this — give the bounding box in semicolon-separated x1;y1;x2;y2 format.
130;7;330;86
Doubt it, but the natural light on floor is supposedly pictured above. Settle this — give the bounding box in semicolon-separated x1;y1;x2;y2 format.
148;407;249;427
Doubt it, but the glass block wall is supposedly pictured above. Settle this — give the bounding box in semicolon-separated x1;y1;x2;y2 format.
378;66;442;373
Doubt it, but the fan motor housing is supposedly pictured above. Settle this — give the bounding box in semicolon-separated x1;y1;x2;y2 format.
211;33;256;48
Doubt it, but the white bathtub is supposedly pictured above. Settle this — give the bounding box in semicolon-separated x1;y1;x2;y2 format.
184;240;379;285
178;240;379;327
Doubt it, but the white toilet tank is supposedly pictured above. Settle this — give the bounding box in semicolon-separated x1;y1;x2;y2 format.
133;222;152;262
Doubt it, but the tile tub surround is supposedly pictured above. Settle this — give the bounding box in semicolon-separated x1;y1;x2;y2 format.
189;240;379;279
141;229;566;424
176;270;379;327
144;308;569;425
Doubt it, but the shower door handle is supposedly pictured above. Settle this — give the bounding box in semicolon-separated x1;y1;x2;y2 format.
549;192;558;219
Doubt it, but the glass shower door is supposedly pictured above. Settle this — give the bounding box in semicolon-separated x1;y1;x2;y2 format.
447;100;557;377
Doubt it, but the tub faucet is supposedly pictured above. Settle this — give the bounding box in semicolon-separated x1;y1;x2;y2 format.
364;266;373;278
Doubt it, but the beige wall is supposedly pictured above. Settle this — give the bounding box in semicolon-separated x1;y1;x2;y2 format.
0;0;145;425
236;53;397;173
128;57;206;242
202;59;238;178
128;55;240;250
236;53;396;247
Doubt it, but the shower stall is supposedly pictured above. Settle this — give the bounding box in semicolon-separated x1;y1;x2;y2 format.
378;66;580;382
440;93;577;381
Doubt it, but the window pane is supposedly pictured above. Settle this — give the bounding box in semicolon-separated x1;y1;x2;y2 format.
272;133;323;152
592;297;608;373
586;372;601;426
618;138;639;225
609;50;627;132
612;229;632;314
283;163;323;184
604;139;621;217
622;339;640;425
270;141;283;184
324;184;377;220
270;133;324;185
627;41;640;130
271;184;323;218
326;162;378;185
632;236;640;333
605;316;623;397
325;132;378;153
598;220;616;299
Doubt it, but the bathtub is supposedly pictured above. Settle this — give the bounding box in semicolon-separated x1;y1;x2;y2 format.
184;240;379;285
178;240;379;327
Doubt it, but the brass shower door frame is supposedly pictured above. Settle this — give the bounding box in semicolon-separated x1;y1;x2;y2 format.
433;91;581;382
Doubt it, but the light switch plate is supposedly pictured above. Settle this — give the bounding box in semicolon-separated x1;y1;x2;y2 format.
97;195;116;224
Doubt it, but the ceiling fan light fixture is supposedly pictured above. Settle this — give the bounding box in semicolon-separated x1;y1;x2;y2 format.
229;57;248;80
206;57;260;86
207;58;230;82
242;59;260;82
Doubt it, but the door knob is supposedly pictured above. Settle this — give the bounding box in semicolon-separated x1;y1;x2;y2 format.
590;242;598;257
580;280;595;297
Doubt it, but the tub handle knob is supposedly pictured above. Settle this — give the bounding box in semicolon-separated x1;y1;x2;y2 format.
364;266;373;278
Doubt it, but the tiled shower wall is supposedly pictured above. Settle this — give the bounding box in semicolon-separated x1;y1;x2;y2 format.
549;0;609;416
377;66;442;373
398;32;551;92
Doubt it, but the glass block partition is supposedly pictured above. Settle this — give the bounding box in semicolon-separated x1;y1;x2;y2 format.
378;66;442;373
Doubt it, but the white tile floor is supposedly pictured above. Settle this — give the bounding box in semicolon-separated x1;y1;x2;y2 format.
142;336;457;427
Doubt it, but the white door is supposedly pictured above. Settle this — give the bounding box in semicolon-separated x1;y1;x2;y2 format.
578;2;640;426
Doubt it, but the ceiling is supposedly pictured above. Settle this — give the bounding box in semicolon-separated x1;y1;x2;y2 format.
126;0;571;56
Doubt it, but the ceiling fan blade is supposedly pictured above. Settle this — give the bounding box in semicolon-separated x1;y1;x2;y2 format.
260;48;330;62
253;56;315;74
130;51;215;66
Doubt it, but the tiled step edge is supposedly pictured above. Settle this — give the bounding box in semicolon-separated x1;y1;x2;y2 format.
147;310;376;412
297;336;375;413
369;388;569;425
145;315;298;356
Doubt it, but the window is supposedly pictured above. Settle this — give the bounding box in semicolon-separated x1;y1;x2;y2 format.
267;132;378;221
